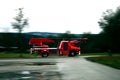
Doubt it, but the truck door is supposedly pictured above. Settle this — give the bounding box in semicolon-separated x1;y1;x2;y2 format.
62;42;69;55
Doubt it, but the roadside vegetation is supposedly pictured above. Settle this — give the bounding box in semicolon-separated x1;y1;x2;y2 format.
86;54;120;69
0;52;35;59
81;53;109;56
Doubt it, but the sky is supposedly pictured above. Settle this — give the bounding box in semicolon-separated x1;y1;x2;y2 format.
0;0;120;34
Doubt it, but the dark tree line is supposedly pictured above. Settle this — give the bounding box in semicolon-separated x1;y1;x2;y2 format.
81;6;120;53
0;32;80;52
80;33;108;53
0;33;29;52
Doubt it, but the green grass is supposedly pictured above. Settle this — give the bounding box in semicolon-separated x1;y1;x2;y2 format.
86;56;120;69
81;52;120;56
0;52;35;59
81;53;108;56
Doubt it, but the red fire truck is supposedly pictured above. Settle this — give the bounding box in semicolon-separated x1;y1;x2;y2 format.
29;38;87;57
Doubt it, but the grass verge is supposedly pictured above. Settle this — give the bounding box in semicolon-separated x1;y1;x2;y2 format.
0;52;35;59
81;53;108;56
86;56;120;69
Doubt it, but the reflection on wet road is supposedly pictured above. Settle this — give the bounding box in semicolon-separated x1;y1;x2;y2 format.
0;58;62;80
0;56;120;80
0;71;62;80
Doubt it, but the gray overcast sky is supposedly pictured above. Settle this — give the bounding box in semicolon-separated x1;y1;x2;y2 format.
0;0;120;34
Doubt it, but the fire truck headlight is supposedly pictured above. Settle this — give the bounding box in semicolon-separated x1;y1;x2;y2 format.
79;51;81;55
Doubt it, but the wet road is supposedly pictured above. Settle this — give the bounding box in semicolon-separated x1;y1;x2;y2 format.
0;56;120;80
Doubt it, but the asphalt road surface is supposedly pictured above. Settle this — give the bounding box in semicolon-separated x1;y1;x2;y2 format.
0;56;120;80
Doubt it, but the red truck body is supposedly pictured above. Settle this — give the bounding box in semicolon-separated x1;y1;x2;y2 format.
29;38;55;57
29;38;86;57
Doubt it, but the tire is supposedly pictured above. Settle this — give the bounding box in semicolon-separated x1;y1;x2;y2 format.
42;52;48;57
69;51;76;57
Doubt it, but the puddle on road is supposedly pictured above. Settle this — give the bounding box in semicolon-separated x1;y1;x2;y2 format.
28;62;56;66
0;62;63;80
0;71;63;80
0;62;56;66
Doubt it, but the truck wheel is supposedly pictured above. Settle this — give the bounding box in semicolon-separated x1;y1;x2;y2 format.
42;52;48;57
69;51;76;57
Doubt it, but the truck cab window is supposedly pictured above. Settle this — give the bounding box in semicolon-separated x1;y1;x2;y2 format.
63;42;68;51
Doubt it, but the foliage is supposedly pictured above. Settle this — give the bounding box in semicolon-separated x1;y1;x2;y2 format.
0;32;80;52
98;7;120;52
10;8;29;55
59;31;78;39
0;33;18;48
0;33;30;52
11;8;28;33
0;52;35;58
81;33;102;53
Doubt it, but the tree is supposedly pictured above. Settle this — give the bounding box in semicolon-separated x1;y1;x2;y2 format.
11;8;29;54
81;33;101;53
11;8;28;33
98;7;120;52
60;30;77;39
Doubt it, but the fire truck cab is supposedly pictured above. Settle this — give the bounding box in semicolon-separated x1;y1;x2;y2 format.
58;40;81;57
